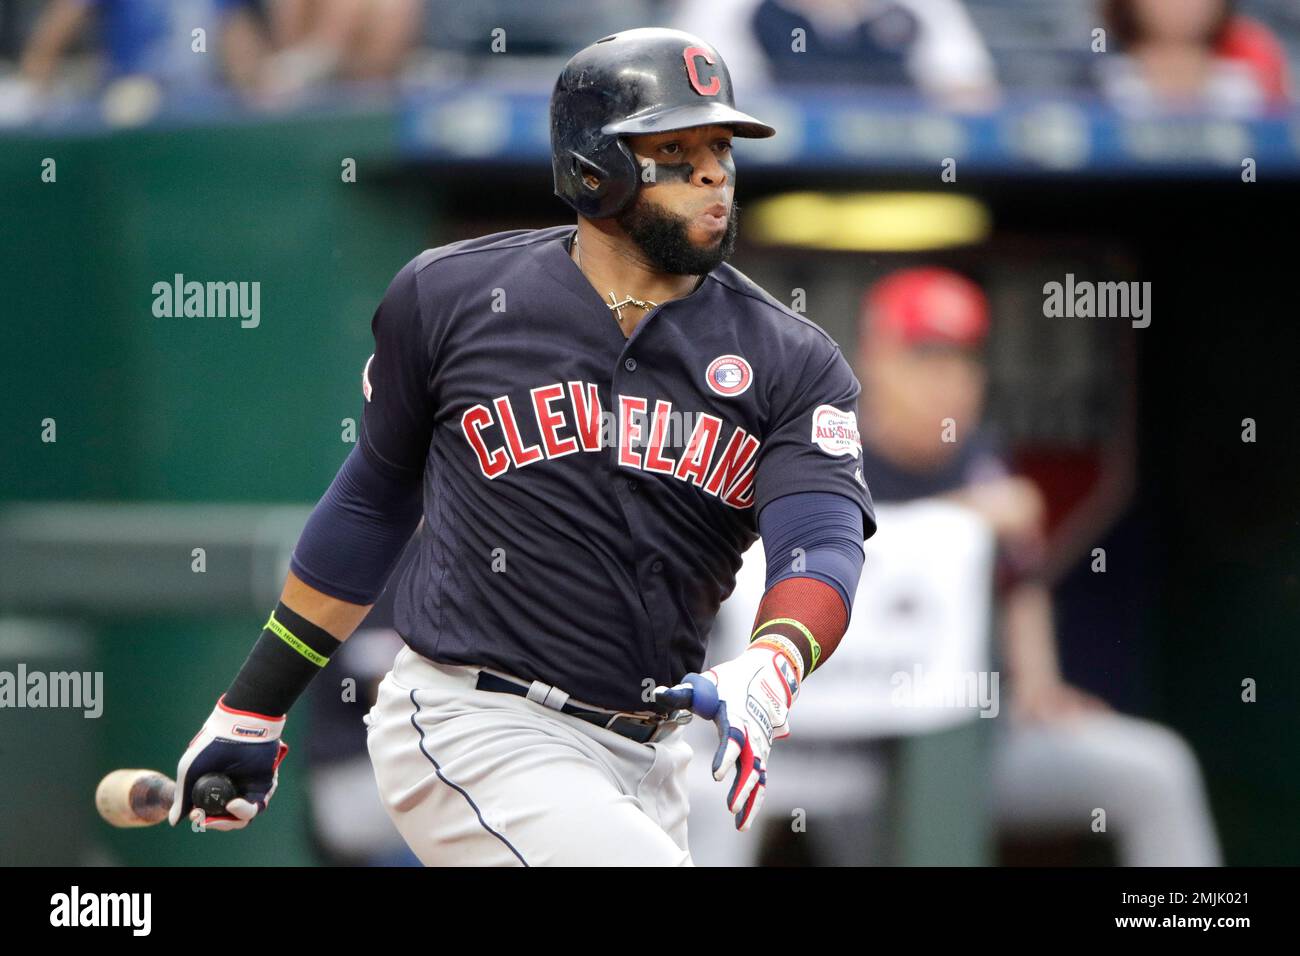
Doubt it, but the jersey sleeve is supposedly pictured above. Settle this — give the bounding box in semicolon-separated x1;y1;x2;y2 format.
752;344;876;539
358;257;436;476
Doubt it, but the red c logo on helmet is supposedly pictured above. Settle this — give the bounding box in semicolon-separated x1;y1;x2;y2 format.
684;46;721;96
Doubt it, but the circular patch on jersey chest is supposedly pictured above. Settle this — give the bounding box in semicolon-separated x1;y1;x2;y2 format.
705;354;753;397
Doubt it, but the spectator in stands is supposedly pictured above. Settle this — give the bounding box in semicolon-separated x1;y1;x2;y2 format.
259;0;422;102
15;0;268;94
857;267;1222;865
673;0;999;108
1097;0;1289;113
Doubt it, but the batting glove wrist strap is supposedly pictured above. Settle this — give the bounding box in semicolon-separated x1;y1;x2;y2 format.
751;616;821;674
748;633;805;683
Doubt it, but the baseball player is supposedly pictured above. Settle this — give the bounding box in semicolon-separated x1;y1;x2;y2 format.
168;27;876;866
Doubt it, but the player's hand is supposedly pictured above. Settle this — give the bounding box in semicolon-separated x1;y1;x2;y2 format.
653;644;800;832
168;696;289;831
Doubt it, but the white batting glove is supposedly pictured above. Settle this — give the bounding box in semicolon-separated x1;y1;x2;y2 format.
654;642;801;831
168;697;289;832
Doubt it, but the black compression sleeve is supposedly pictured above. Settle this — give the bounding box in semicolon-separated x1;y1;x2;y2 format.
223;602;343;717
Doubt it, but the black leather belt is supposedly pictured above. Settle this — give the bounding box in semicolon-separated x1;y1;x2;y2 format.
474;670;688;744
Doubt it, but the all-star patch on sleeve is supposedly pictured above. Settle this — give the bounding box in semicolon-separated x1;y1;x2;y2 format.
751;344;876;540
358;256;437;476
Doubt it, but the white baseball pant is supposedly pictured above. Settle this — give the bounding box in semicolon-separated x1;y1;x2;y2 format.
365;645;695;866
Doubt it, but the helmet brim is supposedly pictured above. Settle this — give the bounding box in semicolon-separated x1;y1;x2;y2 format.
602;102;775;139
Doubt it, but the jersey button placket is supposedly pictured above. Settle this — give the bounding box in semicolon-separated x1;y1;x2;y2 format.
611;347;670;671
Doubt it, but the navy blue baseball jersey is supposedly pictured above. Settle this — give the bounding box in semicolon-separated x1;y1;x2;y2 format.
359;225;875;712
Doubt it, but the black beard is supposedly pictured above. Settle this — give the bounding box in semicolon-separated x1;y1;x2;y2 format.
616;196;739;276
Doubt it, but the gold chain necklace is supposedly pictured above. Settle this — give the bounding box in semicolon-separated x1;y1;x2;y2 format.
573;237;659;325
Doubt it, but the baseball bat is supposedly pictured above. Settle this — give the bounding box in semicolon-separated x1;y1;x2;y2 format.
95;769;237;827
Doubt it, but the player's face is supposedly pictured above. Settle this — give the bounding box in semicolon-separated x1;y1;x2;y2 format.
616;125;739;274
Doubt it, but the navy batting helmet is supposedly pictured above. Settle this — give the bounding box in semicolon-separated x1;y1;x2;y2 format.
550;28;776;219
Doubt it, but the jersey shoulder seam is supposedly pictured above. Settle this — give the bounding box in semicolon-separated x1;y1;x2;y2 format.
411;228;568;277
706;268;841;349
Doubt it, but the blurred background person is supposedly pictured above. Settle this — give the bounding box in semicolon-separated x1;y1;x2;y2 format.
259;0;422;103
690;267;1224;867
0;0;426;119
13;0;269;96
856;267;1222;866
674;0;1000;108
1096;0;1291;114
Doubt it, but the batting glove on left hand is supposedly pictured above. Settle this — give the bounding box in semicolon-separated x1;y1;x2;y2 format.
654;643;801;831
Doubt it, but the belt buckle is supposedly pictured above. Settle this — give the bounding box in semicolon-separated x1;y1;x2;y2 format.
604;712;653;744
616;707;696;743
659;708;695;738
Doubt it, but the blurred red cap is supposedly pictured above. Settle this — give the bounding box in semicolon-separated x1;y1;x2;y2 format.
862;267;989;349
1216;15;1290;105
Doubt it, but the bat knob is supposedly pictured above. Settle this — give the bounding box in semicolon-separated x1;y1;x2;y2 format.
192;773;237;815
684;674;720;720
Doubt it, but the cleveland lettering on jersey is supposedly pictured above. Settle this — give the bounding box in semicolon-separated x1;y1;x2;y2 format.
461;383;757;509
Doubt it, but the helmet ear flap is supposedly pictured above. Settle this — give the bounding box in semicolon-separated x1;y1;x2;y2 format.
570;152;606;194
560;142;638;218
602;136;641;215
